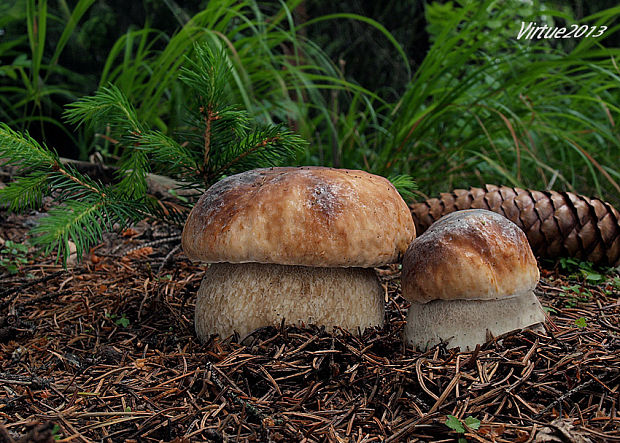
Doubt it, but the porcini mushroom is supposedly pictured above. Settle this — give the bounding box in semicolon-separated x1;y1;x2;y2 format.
401;209;545;351
182;167;415;340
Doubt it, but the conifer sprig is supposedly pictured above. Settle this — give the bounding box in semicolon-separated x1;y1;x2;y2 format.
0;123;58;170
133;131;200;182
0;123;150;265
0;172;50;212
176;45;307;187
63;85;143;133
0;42;307;266
0;124;106;206
208;126;306;181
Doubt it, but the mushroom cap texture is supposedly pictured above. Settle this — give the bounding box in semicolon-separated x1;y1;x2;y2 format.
402;209;539;303
195;263;384;340
403;292;546;351
182;167;415;267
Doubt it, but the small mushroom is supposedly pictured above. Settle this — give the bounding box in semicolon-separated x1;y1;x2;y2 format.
401;209;545;351
182;166;415;340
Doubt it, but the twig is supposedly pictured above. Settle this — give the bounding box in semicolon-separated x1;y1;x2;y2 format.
0;270;65;310
533;379;596;419
111;235;182;257
157;243;182;275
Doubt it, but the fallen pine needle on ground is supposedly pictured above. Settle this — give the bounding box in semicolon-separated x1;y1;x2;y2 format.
0;214;618;442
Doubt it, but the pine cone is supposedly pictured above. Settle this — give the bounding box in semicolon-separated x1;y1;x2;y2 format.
410;185;620;267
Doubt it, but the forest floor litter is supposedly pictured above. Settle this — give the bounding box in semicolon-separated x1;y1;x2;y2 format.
0;205;618;442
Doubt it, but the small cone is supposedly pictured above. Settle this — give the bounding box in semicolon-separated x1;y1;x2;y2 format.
410;185;620;267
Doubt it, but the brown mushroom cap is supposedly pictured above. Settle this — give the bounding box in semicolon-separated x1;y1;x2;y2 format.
401;209;540;303
182;167;416;267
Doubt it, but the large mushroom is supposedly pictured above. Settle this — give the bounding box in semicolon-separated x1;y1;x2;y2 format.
182;166;415;340
401;209;546;351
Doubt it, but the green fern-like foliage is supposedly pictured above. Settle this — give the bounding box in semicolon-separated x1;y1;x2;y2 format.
0;43;307;266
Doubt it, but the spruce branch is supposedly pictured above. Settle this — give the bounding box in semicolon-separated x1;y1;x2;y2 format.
0;123;58;169
63;84;142;133
30;197;145;266
0;124;148;265
180;45;233;106
52;163;108;199
0;124;108;205
134;130;200;179
0;172;50;211
0;42;307;266
209;126;305;180
114;149;149;199
30;199;107;265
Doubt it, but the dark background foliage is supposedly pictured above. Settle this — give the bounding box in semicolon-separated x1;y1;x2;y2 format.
1;0;618;205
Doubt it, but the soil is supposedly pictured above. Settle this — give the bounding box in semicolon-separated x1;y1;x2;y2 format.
0;198;618;442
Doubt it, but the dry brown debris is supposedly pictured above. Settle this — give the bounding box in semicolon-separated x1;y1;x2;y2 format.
0;220;619;442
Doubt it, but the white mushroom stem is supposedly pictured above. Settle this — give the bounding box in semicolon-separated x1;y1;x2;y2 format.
404;292;546;351
195;262;384;340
